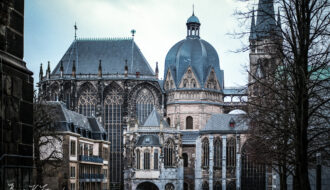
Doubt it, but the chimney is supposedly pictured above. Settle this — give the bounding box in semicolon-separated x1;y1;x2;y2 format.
155;62;159;79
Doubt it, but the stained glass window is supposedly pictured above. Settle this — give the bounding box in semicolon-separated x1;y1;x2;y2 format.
226;138;236;174
214;138;222;168
78;87;97;117
136;88;154;124
164;139;175;167
202;138;209;168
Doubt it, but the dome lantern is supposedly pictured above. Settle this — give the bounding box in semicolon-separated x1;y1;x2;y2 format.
186;9;200;38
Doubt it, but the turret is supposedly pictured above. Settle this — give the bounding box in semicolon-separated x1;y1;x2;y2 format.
98;59;102;78
72;60;76;78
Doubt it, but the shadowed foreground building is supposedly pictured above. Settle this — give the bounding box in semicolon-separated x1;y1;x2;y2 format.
0;0;34;189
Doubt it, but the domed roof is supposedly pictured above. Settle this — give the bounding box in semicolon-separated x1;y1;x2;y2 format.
187;15;200;24
164;37;224;89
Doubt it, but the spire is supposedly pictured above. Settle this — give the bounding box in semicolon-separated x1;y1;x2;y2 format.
39;63;43;81
98;59;102;78
46;61;51;79
60;61;64;78
192;4;195;16
155;62;159;79
72;60;76;78
255;0;277;39
74;22;78;40
249;8;257;40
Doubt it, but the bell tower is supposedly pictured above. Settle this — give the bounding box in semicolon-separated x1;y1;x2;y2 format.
248;0;282;96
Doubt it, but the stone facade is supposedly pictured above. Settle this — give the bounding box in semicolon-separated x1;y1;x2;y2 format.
0;0;34;189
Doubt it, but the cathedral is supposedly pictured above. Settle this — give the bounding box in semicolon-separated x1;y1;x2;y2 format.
38;0;281;189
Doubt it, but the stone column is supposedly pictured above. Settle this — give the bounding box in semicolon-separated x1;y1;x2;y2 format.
195;136;202;190
209;135;214;190
222;135;227;190
236;135;241;189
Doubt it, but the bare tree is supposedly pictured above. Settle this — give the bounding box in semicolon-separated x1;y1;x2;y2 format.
235;0;329;189
33;94;63;187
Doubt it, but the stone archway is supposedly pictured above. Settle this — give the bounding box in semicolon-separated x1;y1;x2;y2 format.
136;182;159;190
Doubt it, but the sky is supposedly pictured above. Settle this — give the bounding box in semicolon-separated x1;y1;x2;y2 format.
24;0;255;88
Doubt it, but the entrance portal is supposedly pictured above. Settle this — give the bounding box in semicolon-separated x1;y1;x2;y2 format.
136;182;159;190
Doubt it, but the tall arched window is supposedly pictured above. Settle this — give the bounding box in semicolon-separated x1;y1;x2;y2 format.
184;183;189;190
214;182;222;190
227;182;235;190
164;139;175;167
154;150;159;170
136;88;155;124
186;116;193;129
183;153;188;167
167;118;171;126
104;88;123;185
202;138;209;168
136;149;140;169
226;137;236;174
78;85;97;117
214;138;222;169
241;144;266;190
144;151;150;170
183;79;188;88
202;181;209;190
165;183;175;190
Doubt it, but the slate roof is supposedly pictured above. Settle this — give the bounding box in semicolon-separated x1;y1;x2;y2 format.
164;38;224;90
201;114;248;133
181;131;199;144
136;135;161;147
51;38;154;76
45;101;107;140
143;108;169;127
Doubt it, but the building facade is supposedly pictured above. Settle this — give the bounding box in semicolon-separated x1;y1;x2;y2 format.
41;102;110;190
38;0;286;189
0;0;34;189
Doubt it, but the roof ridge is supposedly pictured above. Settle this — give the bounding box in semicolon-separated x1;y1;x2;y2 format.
76;37;133;41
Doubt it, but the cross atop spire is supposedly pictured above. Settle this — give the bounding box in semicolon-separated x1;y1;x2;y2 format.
74;22;78;40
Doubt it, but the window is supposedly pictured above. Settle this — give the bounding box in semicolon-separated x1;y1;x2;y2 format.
184;183;189;190
103;88;123;186
183;79;188;88
164;139;175;167
202;182;209;190
226;138;236;174
70;166;75;178
103;147;109;160
103;169;108;179
70;183;75;190
166;81;169;90
202;138;209;168
136;149;140;169
227;182;235;190
79;143;83;155
165;183;175;190
191;79;196;88
167;118;171;126
78;85;97;117
214;138;222;168
136;88;155;124
186;116;193;129
144;151;150;170
89;144;93;156
214;182;222;190
65;92;70;108
70;140;76;156
241;143;266;190
154;151;159;169
183;153;188;167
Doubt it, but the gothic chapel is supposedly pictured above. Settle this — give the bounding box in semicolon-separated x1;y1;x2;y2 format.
38;0;281;189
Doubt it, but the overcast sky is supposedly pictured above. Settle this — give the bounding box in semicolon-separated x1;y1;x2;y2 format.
24;0;256;87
